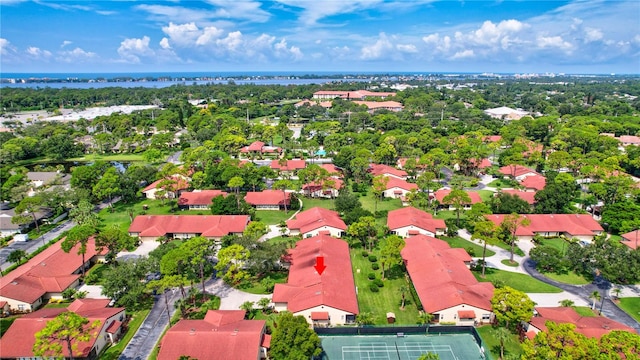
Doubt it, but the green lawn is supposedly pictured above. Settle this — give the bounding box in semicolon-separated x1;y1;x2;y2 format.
433;210;458;220
540;238;569;255
350;248;420;325
266;236;298;247
301;197;335;211
501;259;519;267
439;236;496;257
542;271;591;285
476;325;523;359
99;198;209;232
0;317;17;337
573;306;597;317
486;178;520;189
474;268;563;293
101;309;150;360
237;271;288;295
489;239;526;257
44;302;72;308
359;192;403;214
253;210;294;225
68;153;148;162
618;297;640;322
476;190;495;203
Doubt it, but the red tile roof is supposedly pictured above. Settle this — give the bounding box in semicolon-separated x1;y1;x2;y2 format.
619;135;640;145
519;175;546;191
302;177;344;192
158;310;267;360
286;207;347;234
402;235;494;313
272;235;358;314
458;310;476;319
0;238;104;304
387;207;446;234
240;141;281;153
384;177;418;191
433;189;482;204
369;164;408;179
311;311;330;320
178;190;228;206
142;176;189;193
530;307;635;339
313;90;395;99
621;230;640;250
500;189;537;205
270;159;307;171
352;100;403;111
499;165;540;178
484;214;603;237
472;158;492;169
244;190;291;206
484;135;502;143
247;141;265;151
129;215;250;238
0;300;124;359
321;163;341;175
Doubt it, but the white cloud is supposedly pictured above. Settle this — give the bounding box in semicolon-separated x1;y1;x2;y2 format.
162;22;201;47
275;0;383;26
196;26;225;46
537;35;573;52
61;40;72;48
584;27;603;43
117;36;155;63
26;46;52;60
216;31;243;52
451;49;474;59
397;44;417;53
56;47;97;63
159;38;171;49
273;38;303;60
136;1;269;24
203;0;270;22
360;33;393;60
0;38;16;55
467;19;527;48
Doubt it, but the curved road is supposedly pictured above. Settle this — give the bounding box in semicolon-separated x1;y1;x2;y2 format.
522;258;640;333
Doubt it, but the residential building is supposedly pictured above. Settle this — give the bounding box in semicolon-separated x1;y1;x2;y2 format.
141;176;190;200
369;164;408;180
524;307;635;340
0;204;51;238
273;235;358;326
0;299;125;359
244;190;291;210
312;90;396;100
301;177;343;198
240;141;282;155
402;235;495;325
286;207;346;238
352;100;403;112
484;106;529;120
499;165;540;181
621;230;640;250
387;207;447;238
484;214;603;242
432;189;483;210
382;177;418;199
178;190;228;210
158;310;270;360
619;135;640;147
129;215;250;242
519;175;546;191
270;159;307;175
0;238;105;313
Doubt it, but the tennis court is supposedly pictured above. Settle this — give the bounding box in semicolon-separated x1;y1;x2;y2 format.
320;333;486;360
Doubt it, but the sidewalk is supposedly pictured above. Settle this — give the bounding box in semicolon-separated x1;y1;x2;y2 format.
457;229;528;274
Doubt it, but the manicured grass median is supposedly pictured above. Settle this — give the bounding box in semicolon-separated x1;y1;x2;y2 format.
618;297;640;323
476;325;523;359
440;236;496;257
474;268;562;293
350;247;420;325
253;210;294;225
542;271;591;285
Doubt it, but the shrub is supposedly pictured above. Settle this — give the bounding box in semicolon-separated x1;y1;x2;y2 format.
373;279;384;287
369;284;379;292
466;247;476;257
368;272;376;280
371;263;380;270
362;251;369;257
368;255;377;262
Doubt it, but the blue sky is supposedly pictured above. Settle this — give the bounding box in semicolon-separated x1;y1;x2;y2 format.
1;0;639;74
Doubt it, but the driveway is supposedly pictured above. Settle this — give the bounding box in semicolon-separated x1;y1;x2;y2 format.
205;278;271;310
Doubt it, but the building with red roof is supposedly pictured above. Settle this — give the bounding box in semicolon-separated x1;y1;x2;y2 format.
141;176;190;200
369;163;408;180
302;177;344;198
519;174;546;191
484;214;603;242
0;298;125;359
524;307;635;340
619;135;640;147
382;177;418;199
352;100;403;112
499;165;540;181
0;238;105;312
244;190;291;210
286;207;346;238
484;135;502;144
402;235;494;325
387;207;447;238
320;163;341;175
157;310;269;360
129;215;250;242
500;189;537;205
273;235;358;326
178;189;228;210
432;189;483;210
240;140;282;155
312;90;395;100
621;230;640;250
270;159;307;174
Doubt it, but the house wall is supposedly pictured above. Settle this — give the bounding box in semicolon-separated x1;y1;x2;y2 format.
94;310;126;355
302;226;344;238
383;187;410;199
433;304;493;325
254;205;280;211
187;204;210;210
391;226;436;238
296;305;355;326
0;296;42;312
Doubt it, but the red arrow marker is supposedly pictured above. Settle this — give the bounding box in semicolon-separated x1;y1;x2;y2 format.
314;256;326;275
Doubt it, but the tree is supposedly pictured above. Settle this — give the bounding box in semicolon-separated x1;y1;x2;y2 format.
347;216;378;251
240;300;255;319
215;244;250;285
491;286;535;330
534;172;579;214
270;312;322;360
590;290;601;310
258;297;271;313
521;321;597;359
416;311;434;325
334;188;361;213
147;275;187;321
12;195;45;233
243;221;267;241
494;327;512;360
500;213;530;262
442;189;471;227
102;257;158;310
96;226;136;262
227;176;244;208
355;312;375;325
490;192;531;214
371;175;389;214
379;235;405;280
273;179;292;212
69;198;99;227
416;171;439;210
559;299;575;307
472;220;500;277
61;224;95;278
599;330;640;359
33;311;101;360
7;249;27;265
92;167;121;211
183;236;216;294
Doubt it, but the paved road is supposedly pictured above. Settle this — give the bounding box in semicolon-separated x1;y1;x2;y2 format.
523;258;640;333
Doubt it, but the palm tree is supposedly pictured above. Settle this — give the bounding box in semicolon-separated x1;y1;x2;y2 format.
612;287;623;300
240;301;255;319
559;299;575;307
399;286;408;310
494;327;512;360
590;290;601;310
416;311;434;325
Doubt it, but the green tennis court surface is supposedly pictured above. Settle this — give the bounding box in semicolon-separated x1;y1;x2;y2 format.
320;333;486;360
